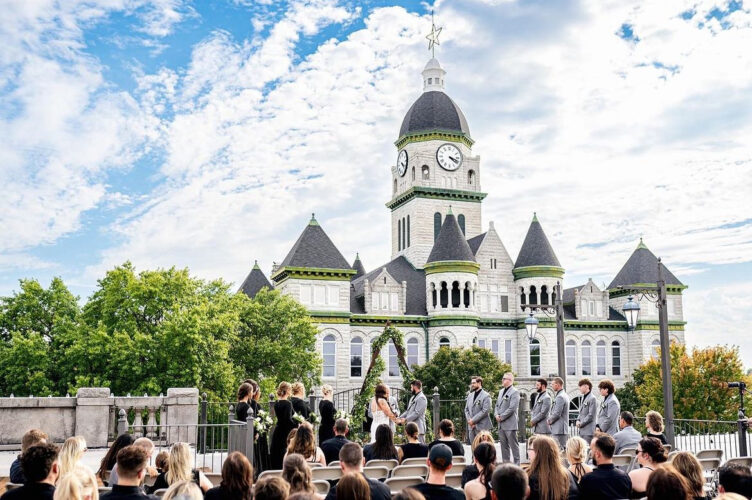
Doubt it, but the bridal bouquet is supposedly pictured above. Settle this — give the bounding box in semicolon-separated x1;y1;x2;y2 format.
293;412;306;424
253;410;273;434
309;413;321;425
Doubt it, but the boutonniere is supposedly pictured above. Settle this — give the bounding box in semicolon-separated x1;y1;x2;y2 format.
600;402;607;410
504;395;510;400
474;400;482;407
583;402;589;407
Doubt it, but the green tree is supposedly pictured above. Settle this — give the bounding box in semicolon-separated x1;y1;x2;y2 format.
615;369;644;415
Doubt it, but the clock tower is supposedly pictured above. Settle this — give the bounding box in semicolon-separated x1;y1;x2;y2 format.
388;57;486;269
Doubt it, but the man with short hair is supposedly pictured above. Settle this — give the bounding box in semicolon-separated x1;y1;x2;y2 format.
613;411;641;454
596;379;620;436
320;418;350;465
324;442;390;500
491;463;529;500
398;380;428;443
100;446;158;499
107;437;158;486
412;444;465;500
578;435;631;500
576;379;597;445
547;377;569;450
464;375;492;444
529;378;551;436
2;443;59;500
495;372;520;464
9;429;48;484
718;463;752;498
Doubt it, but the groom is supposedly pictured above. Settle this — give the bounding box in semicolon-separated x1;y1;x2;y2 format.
397;380;428;443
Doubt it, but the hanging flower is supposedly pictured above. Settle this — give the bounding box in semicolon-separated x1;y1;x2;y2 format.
293;412;306;424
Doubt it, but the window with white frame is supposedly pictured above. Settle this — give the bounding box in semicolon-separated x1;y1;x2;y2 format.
380;292;389;310
500;295;509;312
388;341;399;377
582;340;592;376
566;340;576;376
612;341;621;376
651;339;660;359
323;334;336;377
350;337;363;377
581;299;588;317
589;301;595;316
492;339;500;358
390;293;399;311
505;339;512;364
478;339;486;349
439;337;451;349
407;338;419;368
529;339;541;376
596;341;606;375
371;294;379;311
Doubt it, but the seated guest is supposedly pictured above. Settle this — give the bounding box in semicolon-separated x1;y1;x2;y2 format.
645;465;692;500
205;451;253;500
670;452;711;500
578;435;631;500
10;428;48;484
58;436;88;478
491;463;529;500
412;444;464;500
148;442;212;493
645;411;668;445
565;436;592;484
613;412;642;454
526;436;578;500
325;443;391;500
427;419;464;456
100;446;156;499
464;442;497;500
718;463;752;498
97;434;135;485
108;438;158;486
287;423;326;465
629;437;667;497
321;419;350;465
400;422;429;463
2;443;59;500
163;480;203;500
461;431;494;486
282;454;321;498
54;465;98;500
337;472;370;500
154;451;168;474
363;424;398;463
254;476;290;500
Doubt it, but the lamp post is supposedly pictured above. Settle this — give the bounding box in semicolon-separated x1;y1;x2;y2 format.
619;259;675;448
522;281;567;387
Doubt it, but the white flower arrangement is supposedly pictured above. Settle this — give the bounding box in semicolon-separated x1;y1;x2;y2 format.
310;413;321;425
293;412;306;424
253;410;273;434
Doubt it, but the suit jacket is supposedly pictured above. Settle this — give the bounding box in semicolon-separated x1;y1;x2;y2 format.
464;389;492;431
530;391;551;434
613;425;642;454
577;391;597;436
494;386;520;431
400;391;428;434
548;389;570;435
596;393;621;436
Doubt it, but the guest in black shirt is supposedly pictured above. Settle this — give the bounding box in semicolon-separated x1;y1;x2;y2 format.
413;444;465;500
2;443;59;500
319;384;337;444
324;443;391;500
363;424;399;463
428;419;465;456
400;422;429;463
321;418;350;465
645;411;669;445
9;428;48;484
101;446;158;499
579;435;631;500
205;451;253;500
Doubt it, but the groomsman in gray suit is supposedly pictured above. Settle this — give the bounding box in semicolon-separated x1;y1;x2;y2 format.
398;380;428;443
576;378;597;445
547;377;570;450
596;379;621;436
495;372;520;464
464;375;493;444
529;378;551;436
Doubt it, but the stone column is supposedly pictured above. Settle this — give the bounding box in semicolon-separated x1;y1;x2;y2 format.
75;388;112;448
164;388;199;445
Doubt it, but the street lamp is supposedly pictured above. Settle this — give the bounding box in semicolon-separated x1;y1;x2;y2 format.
622;296;640;330
524;311;539;341
520;281;566;386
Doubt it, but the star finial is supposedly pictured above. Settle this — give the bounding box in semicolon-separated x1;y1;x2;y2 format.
426;10;442;58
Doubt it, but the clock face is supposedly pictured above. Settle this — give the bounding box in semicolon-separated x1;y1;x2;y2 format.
397;149;408;177
436;143;463;171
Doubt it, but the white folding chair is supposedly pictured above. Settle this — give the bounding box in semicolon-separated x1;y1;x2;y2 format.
696;449;723;461
452;455;467;465
391;464;429;478
401;457;429;466
258;469;283;479
313;480;331;495
308;462;323;468
365;459;399;471
363;466;390;480
612;454;632;472
312;466;343;481
385;476;424;494
445;473;463;488
328;460;340;467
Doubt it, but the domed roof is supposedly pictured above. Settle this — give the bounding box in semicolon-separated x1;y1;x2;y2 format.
399;91;471;138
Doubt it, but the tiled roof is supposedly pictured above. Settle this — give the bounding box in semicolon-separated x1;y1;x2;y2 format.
238;262;273;299
279;214;351;270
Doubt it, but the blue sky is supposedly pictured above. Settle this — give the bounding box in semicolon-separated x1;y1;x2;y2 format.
1;0;751;362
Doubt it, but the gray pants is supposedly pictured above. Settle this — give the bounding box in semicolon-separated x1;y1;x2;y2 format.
553;434;568;450
467;425;483;445
418;434;425;444
499;429;520;465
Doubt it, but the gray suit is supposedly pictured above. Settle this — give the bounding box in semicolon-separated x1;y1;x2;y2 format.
400;391;428;443
577;391;597;444
530;391;552;435
596;393;621;436
465;389;492;444
614;425;642;454
548;389;570;450
495;386;520;464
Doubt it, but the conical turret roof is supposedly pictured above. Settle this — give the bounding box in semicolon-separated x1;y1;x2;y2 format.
608;239;683;289
352;253;366;280
278;214;351;270
514;213;561;268
239;261;273;298
427;211;476;263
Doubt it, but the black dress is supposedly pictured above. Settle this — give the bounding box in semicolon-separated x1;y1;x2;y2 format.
270;399;296;470
291;396;311;420
235;401;250;422
647;431;668;445
250;399;270;474
319;399;336;443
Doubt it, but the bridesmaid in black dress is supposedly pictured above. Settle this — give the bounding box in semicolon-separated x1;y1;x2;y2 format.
235;382;252;421
270;381;296;470
290;382;311;420
243;379;270;474
318;384;336;444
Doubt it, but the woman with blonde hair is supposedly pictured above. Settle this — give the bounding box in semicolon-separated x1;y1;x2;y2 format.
54;465;98;500
337;472;371;500
282;453;322;498
291;382;312;420
565;436;592;483
271;381;297;470
319;384;336;444
646;411;668;445
671;451;710;500
286;424;326;465
527;436;579;500
149;442;212;493
461;430;495;486
163;480;204;500
58;436;88;478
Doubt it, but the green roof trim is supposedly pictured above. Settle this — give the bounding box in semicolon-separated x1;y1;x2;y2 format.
272;266;356;283
609;284;688;298
424;260;480;275
387;186;487;211
512;266;565;279
428;316;479;327
394;129;474;149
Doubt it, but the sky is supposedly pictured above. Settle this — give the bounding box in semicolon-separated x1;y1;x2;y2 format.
1;0;751;362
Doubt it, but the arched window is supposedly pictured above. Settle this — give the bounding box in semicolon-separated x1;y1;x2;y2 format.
566;340;576;376
440;282;448;308
422;165;430;180
596;340;606;375
540;285;549;305
468;170;475;185
411;166;415;181
439;337;451;349
612;341;621;376
529;286;538;305
407;338;419;368
458;214;466;235
463;282;471;307
393;179;397;193
397;219;402;251
323;334;336;377
350;337;363;377
651;339;660;359
434;212;442;242
529;339;541;376
520;286;526;307
407;215;410;247
430;282;437;308
581;340;592;376
388;341;399;377
402;217;407;250
451;281;461;307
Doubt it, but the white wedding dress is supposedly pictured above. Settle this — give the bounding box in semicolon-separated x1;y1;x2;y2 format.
370;399;392;443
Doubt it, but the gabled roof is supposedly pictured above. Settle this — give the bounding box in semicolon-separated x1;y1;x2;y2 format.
562;285;583;304
427;212;476;263
279;214;351;270
352;254;366;280
350;256;427;315
608;239;683;289
467;232;487;255
514;213;561;268
238;261;273;299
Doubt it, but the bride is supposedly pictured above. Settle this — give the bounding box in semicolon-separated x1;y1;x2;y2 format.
370;383;398;444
